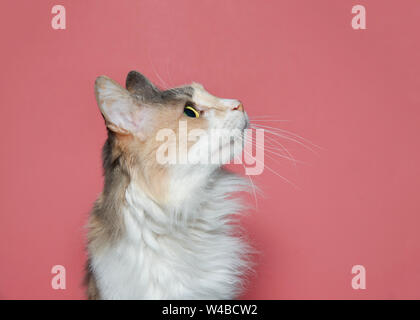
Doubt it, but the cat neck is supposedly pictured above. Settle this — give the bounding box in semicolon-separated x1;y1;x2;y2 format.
121;166;248;234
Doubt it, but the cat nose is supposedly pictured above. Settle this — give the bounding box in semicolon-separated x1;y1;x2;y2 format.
232;102;244;112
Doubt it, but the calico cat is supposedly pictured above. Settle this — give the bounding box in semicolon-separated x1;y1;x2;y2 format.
86;71;252;299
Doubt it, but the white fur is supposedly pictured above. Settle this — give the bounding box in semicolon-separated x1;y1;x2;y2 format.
90;169;252;299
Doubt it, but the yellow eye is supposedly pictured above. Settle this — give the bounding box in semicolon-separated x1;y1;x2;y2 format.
184;105;200;118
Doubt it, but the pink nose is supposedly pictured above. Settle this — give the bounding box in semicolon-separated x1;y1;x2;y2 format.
232;103;244;111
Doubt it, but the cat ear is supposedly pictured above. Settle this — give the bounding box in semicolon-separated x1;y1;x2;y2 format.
95;75;147;136
126;70;160;99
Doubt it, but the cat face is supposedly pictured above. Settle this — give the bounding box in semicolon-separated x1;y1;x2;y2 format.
95;71;248;202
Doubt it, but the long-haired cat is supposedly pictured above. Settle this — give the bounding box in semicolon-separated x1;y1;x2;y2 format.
86;71;253;299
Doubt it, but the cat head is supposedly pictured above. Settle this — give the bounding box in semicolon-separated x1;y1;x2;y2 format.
95;71;248;204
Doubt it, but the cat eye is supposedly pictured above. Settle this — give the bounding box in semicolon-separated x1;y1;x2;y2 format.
184;105;200;118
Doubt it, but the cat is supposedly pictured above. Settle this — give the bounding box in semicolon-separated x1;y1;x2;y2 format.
85;71;253;299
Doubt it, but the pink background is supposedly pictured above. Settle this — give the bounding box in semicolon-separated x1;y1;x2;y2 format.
1;0;420;299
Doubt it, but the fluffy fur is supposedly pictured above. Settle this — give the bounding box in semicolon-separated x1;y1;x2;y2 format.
86;71;253;299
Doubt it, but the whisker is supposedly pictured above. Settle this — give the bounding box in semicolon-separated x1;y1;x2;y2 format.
251;124;322;150
251;125;318;154
241;163;258;210
241;148;299;189
249;115;288;119
250;133;299;167
243;136;301;164
250;120;291;122
147;53;170;89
